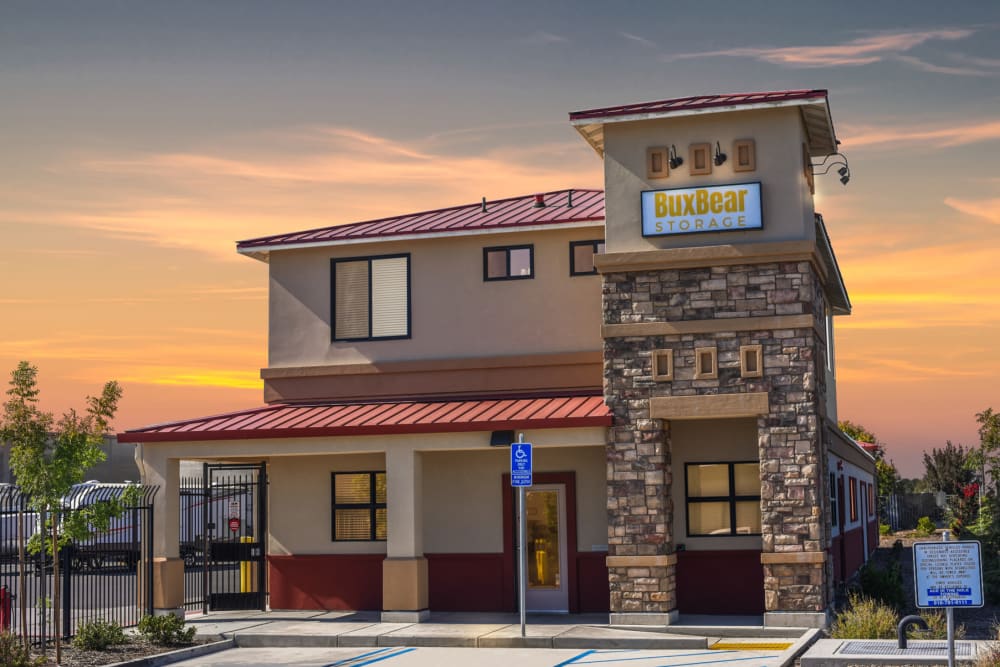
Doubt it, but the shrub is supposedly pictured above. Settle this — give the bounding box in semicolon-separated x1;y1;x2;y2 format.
879;523;892;536
974;626;1000;667
917;610;965;640
0;632;44;667
830;594;897;639
73;619;128;650
859;560;905;611
915;516;936;537
137;614;196;646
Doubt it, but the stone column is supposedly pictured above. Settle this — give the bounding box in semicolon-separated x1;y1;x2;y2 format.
383;447;428;622
758;324;830;628
605;346;677;626
139;448;184;616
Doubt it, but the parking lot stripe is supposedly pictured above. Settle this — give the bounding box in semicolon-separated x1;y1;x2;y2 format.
552;649;597;666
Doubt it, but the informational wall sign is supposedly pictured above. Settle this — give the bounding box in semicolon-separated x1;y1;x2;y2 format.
913;541;984;608
510;442;533;487
229;499;240;519
228;517;241;533
641;182;762;237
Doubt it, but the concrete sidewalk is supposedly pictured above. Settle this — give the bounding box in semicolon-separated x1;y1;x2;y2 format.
183;610;814;651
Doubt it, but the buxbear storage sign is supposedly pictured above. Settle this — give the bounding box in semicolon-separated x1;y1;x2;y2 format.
641;182;762;237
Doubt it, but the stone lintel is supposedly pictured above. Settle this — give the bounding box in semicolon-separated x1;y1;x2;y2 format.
760;552;827;565
606;554;677;568
602;314;816;339
593;240;817;274
650;393;770;420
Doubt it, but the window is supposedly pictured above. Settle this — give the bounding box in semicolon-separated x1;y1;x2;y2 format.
331;254;410;341
332;472;387;541
830;472;839;527
685;462;761;537
484;245;533;281
868;483;875;516
849;477;858;521
569;240;605;276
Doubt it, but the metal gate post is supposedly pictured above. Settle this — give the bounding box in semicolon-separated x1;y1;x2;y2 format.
257;463;267;610
202;463;210;616
61;546;72;638
146;504;154;618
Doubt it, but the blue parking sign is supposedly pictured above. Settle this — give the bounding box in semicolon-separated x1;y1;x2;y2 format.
511;443;532;487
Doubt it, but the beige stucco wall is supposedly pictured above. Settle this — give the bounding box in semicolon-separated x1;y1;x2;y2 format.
602;107;815;253
267;226;604;368
268;453;386;556
669;417;762;551
422;445;606;554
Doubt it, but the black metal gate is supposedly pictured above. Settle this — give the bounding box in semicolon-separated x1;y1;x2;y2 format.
202;463;267;612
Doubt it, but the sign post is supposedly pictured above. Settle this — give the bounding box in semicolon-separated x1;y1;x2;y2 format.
510;434;532;638
913;531;984;667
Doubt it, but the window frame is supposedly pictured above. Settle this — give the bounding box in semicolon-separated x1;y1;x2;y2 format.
684;460;762;538
569;239;605;276
830;471;839;528
483;244;534;282
331;471;387;542
330;253;411;342
849;477;858;522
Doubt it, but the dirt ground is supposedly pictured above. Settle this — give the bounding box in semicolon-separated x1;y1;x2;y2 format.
26;638;205;667
877;531;997;640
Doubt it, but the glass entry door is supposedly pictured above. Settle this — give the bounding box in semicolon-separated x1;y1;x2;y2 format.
524;484;568;612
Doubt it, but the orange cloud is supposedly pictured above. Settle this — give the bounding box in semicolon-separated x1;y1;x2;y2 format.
943;197;1000;224
842;119;1000;149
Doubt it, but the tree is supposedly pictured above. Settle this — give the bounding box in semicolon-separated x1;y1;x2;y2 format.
839;420;880;452
0;362;125;663
922;441;975;495
975;407;1000;494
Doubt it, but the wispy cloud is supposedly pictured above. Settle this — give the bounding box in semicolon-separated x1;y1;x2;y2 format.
943;197;1000;224
620;32;656;49
842;119;1000;149
662;28;974;68
524;31;568;45
892;54;996;77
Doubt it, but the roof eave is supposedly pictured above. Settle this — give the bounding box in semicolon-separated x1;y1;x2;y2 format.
569;96;838;157
815;214;851;315
235;219;606;256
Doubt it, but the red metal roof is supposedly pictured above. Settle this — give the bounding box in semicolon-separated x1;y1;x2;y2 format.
237;189;604;256
569;89;828;121
118;395;612;443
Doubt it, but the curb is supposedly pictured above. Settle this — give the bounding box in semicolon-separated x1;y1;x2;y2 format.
777;628;823;667
104;639;236;667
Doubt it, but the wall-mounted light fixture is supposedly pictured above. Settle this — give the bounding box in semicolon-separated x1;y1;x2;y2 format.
713;141;727;166
490;430;516;447
668;144;683;169
812;153;851;186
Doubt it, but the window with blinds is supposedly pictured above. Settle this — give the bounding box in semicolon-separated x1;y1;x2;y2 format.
685;461;761;537
331;471;387;541
331;254;410;341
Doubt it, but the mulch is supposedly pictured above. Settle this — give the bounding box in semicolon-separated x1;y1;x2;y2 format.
27;638;206;667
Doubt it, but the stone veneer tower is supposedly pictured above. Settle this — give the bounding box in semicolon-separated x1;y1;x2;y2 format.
570;91;852;628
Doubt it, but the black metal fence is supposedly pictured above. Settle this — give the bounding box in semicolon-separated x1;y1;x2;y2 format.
0;483;157;642
885;492;944;531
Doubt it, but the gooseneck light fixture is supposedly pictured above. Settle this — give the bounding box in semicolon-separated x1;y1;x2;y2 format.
668;144;683;169
713;141;727;166
812;153;851;186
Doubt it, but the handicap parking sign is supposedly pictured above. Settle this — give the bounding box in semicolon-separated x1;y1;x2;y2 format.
510;443;532;487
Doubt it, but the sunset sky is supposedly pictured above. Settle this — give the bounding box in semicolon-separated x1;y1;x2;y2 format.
2;1;999;476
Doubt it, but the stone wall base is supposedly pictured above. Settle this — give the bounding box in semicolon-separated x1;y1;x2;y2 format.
764;610;830;629
381;610;431;623
610;610;679;626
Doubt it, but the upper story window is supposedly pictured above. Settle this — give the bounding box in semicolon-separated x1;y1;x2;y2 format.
569;240;605;276
484;244;533;281
331;254;410;341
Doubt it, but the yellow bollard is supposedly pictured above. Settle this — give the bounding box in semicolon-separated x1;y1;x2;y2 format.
239;536;256;593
